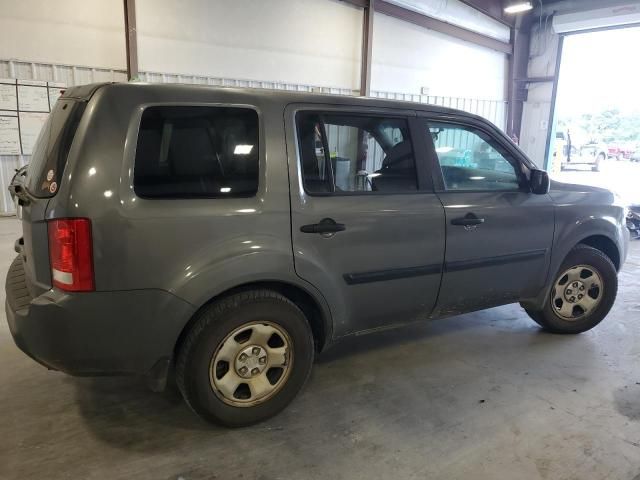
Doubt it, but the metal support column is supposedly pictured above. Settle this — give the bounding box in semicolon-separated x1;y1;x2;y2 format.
123;0;139;81
360;0;374;96
506;13;534;140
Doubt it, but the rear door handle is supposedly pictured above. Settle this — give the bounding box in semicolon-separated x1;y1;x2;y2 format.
300;218;346;234
451;213;485;226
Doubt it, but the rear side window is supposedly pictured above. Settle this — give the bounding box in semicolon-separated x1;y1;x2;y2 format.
134;106;259;198
25;99;85;198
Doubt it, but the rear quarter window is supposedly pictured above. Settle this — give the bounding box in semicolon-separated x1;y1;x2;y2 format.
134;106;259;199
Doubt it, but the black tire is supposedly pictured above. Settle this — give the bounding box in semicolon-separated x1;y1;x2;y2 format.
525;244;618;334
176;290;314;427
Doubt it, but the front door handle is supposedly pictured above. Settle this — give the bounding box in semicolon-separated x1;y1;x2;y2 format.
451;213;485;227
300;218;346;234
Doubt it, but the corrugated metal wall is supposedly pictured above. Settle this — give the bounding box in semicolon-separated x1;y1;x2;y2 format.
0;59;507;214
138;70;357;95
0;60;128;85
371;90;507;129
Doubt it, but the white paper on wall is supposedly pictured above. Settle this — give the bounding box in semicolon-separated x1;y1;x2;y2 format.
18;85;50;112
19;112;49;155
1;79;67;156
0;113;21;155
0;83;18;111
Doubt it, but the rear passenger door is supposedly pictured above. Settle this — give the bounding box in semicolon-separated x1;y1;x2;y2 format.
286;105;445;337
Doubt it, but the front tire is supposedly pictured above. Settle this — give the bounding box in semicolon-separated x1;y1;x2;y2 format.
525;245;617;334
176;290;314;427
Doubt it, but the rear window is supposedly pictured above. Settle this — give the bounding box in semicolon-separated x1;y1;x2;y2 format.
25;99;85;198
134;106;259;199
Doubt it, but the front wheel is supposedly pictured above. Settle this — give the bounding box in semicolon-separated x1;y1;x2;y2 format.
525;245;618;333
176;290;314;427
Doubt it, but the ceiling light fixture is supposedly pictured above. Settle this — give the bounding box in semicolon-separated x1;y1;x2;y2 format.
504;1;533;14
234;144;253;155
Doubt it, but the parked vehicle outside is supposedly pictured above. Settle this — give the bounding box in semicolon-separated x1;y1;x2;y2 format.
577;142;608;172
5;84;630;426
555;131;606;171
608;143;636;160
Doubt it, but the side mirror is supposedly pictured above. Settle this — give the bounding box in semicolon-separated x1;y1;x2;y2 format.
530;169;550;195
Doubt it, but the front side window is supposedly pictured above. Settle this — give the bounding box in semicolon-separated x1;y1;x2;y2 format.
296;112;418;194
134;106;259;198
428;122;521;191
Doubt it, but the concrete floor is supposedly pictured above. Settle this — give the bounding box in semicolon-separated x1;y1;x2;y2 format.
1;216;639;480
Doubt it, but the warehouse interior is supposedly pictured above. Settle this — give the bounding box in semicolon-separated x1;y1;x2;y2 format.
1;1;639;479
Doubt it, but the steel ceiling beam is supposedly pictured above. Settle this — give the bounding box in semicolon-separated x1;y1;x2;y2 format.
341;0;513;54
376;1;513;54
457;0;514;27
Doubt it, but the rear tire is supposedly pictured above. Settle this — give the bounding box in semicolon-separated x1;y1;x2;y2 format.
176;290;314;427
525;245;617;334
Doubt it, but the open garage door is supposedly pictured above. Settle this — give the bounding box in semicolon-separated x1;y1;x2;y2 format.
549;25;640;234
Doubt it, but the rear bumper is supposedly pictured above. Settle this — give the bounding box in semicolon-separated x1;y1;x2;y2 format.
6;256;195;376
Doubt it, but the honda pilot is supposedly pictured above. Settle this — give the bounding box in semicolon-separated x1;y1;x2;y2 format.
6;83;629;426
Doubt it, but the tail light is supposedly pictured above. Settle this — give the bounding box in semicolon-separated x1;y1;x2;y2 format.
47;218;95;292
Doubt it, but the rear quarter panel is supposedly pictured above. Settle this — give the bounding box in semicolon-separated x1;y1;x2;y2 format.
46;84;330;326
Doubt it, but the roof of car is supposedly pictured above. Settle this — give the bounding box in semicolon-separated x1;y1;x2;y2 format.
63;82;487;120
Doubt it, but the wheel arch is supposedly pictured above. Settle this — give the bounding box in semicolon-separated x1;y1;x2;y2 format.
522;220;622;311
577;234;620;271
173;280;333;361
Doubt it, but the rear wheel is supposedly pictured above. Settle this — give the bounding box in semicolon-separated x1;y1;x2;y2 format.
525;245;617;333
176;290;314;427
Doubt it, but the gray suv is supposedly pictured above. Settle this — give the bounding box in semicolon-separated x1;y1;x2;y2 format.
6;83;629;427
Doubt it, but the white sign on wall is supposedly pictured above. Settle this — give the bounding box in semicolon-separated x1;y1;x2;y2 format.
0;79;66;155
19;112;50;155
18;83;50;112
0;83;18;111
0;113;20;155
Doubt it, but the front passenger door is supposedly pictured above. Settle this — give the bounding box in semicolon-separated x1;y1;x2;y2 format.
420;117;555;316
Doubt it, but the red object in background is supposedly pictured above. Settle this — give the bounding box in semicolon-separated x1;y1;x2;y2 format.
608;144;636;159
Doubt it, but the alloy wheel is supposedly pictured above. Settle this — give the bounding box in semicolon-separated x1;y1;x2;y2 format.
209;321;293;407
551;264;604;320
